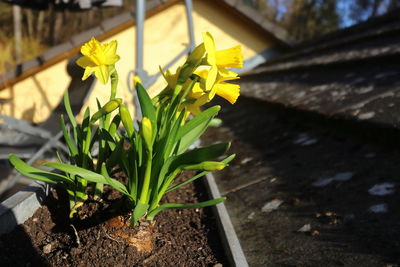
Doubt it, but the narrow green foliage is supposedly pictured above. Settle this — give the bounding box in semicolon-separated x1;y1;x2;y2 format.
8;35;241;227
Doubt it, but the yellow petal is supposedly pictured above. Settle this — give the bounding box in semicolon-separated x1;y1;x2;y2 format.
187;82;205;99
206;65;218;91
94;64;109;84
215;45;243;68
82;66;96;81
218;68;240;81
186;104;201;115
185;94;209;115
102;40;120;65
76;56;95;68
203;32;216;65
215;82;240;104
81;38;101;59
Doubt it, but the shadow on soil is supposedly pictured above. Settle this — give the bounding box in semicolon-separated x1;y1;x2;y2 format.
203;96;400;266
0;189;50;266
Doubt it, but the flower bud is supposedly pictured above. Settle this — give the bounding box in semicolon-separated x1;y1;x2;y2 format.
183;161;227;171
186;43;205;65
91;98;122;123
119;104;134;138
141;117;153;150
177;44;205;85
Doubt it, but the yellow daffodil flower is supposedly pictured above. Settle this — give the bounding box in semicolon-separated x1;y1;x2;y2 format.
76;37;120;84
195;69;240;104
202;32;243;90
160;32;243;114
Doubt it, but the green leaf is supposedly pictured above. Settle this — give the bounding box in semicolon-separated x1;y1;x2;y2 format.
82;107;91;133
131;200;149;226
46;162;130;200
155;156;174;192
106;138;124;169
9;154;73;185
147;197;226;220
45;162;105;183
100;164;130;198
163;109;185;159
176;106;220;153
60;115;78;158
136;82;156;122
63;90;77;128
100;128;117;151
109;114;121;137
176;105;220;140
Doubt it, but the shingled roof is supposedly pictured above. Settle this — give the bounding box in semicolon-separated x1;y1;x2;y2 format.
240;9;400;133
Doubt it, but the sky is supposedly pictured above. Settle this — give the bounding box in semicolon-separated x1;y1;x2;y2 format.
336;0;394;28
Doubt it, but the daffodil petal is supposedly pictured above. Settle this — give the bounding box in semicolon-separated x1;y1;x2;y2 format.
81;37;100;57
82;65;96;81
215;82;240;104
206;65;218;91
103;40;120;65
215;45;243;68
94;64;109;84
76;56;95;68
187;82;205;99
218;68;239;81
203;32;216;65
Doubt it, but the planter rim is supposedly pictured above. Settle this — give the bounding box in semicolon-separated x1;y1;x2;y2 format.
205;172;249;267
0;181;46;235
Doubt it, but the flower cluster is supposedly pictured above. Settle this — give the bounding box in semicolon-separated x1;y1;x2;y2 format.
162;32;243;114
10;33;243;226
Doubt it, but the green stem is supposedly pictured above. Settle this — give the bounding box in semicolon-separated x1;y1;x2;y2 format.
172;83;183;101
148;168;180;211
110;70;118;100
104;70;119;130
139;149;152;203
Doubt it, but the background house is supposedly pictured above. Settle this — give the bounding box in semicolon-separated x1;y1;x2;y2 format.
0;0;291;124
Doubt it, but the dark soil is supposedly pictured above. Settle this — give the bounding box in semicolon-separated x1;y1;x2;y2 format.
0;172;227;267
202;96;400;266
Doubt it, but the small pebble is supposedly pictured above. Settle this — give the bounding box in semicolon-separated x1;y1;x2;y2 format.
368;183;395;196
313;172;353;187
369;203;388;213
240;157;253;165
311;230;320;236
247;212;255;220
261;199;283;213
43;244;52;254
297;224;311;232
358;112;375;120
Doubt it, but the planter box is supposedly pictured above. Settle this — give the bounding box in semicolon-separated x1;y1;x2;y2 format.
0;181;46;235
0;174;248;266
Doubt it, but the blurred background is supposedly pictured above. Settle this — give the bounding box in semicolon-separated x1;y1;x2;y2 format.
0;0;399;70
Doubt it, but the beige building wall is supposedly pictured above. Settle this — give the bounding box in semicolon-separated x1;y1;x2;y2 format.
0;0;277;124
